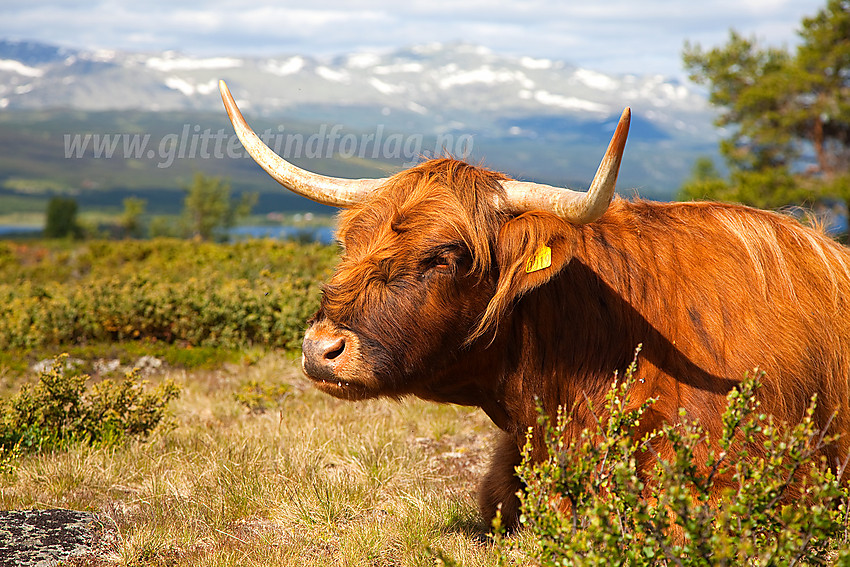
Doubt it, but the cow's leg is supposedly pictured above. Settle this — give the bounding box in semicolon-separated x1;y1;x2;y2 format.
478;432;524;531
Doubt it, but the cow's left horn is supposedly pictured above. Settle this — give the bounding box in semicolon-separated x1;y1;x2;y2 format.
219;80;387;207
501;107;630;224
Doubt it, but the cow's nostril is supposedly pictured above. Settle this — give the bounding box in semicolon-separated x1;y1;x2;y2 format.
324;337;345;361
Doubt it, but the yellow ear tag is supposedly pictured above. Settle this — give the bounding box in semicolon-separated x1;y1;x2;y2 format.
525;245;552;273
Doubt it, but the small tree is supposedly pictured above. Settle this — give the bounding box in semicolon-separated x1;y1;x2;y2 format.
148;216;176;238
182;173;257;241
682;0;850;212
44;197;83;239
119;197;147;238
678;157;732;201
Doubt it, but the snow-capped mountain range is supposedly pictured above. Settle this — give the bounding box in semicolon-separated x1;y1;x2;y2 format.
0;39;722;198
0;39;713;138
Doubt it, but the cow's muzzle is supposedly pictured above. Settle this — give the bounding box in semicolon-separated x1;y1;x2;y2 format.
302;333;346;381
301;322;370;399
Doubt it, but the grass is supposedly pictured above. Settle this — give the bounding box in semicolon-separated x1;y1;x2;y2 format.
0;352;502;566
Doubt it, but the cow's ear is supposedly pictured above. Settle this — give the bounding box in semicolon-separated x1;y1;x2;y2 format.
495;212;575;293
471;212;575;343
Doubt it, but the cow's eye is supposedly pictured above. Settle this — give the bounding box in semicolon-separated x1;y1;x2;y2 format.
423;243;467;273
423;254;451;272
433;257;452;271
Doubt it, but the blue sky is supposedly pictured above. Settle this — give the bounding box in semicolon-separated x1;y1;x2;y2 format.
0;0;826;78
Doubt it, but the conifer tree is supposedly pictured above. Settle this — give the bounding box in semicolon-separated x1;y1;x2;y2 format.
682;0;850;211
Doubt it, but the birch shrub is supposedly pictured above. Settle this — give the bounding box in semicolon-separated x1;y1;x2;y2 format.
484;358;850;566
0;239;337;351
0;355;180;470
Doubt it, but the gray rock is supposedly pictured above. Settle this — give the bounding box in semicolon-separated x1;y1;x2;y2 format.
31;358;85;375
134;356;163;374
92;359;122;375
0;509;112;567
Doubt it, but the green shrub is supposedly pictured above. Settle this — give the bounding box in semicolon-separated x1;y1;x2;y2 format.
0;354;181;460
479;353;850;565
233;378;292;414
0;239;338;352
44;197;83;239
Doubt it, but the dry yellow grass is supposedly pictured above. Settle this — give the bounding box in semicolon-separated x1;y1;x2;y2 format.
0;353;503;566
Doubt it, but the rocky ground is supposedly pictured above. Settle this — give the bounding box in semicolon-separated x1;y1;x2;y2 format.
0;509;117;566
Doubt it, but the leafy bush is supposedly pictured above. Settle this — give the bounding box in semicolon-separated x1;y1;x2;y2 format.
233;378;292;414
484;355;850;565
0;355;180;461
0;239;338;352
44;197;83;239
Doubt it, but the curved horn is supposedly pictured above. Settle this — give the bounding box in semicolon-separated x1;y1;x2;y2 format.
219;80;388;207
501;107;630;224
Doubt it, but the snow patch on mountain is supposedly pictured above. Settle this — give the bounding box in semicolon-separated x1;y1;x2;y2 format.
347;52;381;69
406;101;428;114
533;90;609;113
315;65;350;83
373;62;424;75
519;56;553;70
262;56;306;76
369;77;405;95
164;77;218;96
0;38;715;150
146;54;242;72
574;68;618;91
438;66;534;89
0;59;43;77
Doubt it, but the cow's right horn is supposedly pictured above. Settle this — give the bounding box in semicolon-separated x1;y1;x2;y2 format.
219;80;387;207
501;107;630;224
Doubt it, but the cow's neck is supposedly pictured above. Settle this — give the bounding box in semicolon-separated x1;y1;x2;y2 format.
415;213;665;441
487;219;654;438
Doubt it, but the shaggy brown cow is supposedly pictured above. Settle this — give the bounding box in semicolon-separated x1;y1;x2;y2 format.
220;81;850;529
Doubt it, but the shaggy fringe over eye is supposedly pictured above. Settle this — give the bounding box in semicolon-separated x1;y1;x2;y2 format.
338;158;510;276
328;158;511;326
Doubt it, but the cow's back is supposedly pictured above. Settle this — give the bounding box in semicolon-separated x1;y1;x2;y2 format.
533;199;850;470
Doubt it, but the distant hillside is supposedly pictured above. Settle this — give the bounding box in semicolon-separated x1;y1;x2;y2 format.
0;39;721;219
0;110;403;218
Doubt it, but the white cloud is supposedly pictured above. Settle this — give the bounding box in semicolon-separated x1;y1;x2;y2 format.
0;0;826;78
